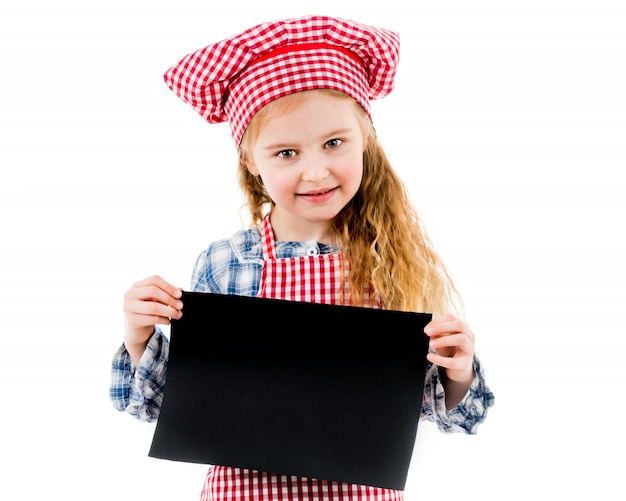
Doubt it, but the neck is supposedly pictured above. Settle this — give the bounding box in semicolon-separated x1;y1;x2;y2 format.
269;211;335;244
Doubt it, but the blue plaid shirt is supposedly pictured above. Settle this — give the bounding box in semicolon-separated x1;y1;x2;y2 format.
110;226;494;434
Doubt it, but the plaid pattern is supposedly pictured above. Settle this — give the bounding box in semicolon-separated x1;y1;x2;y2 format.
110;217;495;500
163;15;400;145
201;467;404;501
111;218;493;429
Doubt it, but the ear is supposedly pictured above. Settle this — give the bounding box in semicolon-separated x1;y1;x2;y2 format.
241;152;260;176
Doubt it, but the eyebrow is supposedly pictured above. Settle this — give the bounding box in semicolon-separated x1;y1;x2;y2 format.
261;127;355;151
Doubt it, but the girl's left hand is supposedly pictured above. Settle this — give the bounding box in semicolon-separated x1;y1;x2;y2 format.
424;313;475;384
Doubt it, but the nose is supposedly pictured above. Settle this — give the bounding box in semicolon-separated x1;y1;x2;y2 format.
301;153;329;182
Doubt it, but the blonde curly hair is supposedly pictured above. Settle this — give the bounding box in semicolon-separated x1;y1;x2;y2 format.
237;90;461;316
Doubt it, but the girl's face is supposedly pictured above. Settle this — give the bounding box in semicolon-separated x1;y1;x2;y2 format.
245;91;366;242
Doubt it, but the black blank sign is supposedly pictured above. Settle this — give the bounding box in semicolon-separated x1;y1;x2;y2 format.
149;291;431;490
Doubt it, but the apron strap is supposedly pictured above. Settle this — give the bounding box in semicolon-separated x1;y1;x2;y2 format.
260;213;277;261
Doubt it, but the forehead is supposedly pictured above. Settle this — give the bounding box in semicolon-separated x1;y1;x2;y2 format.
241;90;369;151
260;90;356;120
258;93;362;141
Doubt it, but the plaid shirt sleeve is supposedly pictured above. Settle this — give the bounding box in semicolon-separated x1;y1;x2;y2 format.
420;354;494;434
191;230;264;295
111;228;494;432
109;328;170;422
109;230;262;422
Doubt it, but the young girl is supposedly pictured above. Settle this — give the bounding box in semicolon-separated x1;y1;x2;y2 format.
111;15;494;501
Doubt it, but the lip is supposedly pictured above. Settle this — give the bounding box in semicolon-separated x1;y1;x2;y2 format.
297;186;338;203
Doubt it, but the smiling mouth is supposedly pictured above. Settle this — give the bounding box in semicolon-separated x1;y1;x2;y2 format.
297;187;338;203
298;187;336;196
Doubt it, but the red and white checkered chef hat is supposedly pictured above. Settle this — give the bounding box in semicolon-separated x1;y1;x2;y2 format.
163;15;400;146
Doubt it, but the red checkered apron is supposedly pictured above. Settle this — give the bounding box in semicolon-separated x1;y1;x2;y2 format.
200;215;398;500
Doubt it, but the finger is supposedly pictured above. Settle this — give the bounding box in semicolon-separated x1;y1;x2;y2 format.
429;333;473;353
426;351;471;372
126;313;173;330
126;283;183;311
424;313;459;335
426;351;452;369
139;285;183;310
125;299;182;330
126;292;183;318
132;275;183;300
425;317;474;342
424;312;455;329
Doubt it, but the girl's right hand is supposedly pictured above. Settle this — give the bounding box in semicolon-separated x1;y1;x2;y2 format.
122;275;183;365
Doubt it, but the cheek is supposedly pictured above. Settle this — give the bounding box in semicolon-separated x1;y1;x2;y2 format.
261;171;295;199
343;156;364;187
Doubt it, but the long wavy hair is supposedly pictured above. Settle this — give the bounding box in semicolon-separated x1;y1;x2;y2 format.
237;89;461;315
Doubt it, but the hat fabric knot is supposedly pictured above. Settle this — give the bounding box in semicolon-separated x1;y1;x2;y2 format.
163;15;400;145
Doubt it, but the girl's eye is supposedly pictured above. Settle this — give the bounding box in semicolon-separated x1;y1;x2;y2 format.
276;149;296;159
325;138;343;149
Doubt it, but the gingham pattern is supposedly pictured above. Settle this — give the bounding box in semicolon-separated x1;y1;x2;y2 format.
257;214;381;308
200;467;404;501
163;15;400;145
258;213;343;303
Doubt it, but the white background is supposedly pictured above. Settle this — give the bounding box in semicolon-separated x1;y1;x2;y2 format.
1;1;624;499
